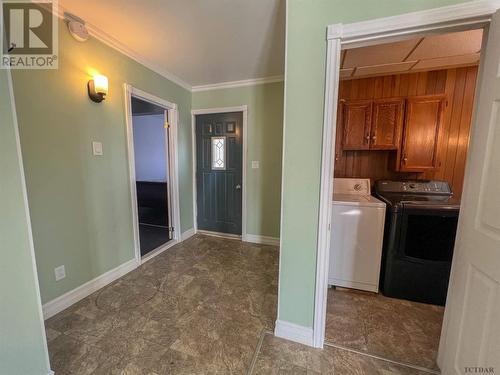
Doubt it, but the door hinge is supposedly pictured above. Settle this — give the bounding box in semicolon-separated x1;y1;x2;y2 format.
164;121;170;129
168;227;175;233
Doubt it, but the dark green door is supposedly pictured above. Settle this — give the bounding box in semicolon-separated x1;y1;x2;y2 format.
196;112;242;234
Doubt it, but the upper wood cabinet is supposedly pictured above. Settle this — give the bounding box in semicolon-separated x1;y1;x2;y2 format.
371;98;405;150
341;98;403;151
341;100;372;150
398;95;445;172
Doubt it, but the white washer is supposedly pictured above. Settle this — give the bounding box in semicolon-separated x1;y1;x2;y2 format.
329;178;386;292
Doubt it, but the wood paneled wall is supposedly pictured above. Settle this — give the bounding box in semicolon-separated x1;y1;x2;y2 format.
334;66;478;198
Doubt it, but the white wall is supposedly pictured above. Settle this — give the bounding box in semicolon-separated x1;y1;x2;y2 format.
132;114;168;182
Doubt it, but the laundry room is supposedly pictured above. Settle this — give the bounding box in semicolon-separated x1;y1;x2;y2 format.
326;28;483;371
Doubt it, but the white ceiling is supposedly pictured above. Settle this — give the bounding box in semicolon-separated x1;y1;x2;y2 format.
340;29;483;79
60;0;285;88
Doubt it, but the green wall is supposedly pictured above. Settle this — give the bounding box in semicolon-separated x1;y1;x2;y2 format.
0;70;51;374
12;20;193;304
279;0;468;327
192;82;284;238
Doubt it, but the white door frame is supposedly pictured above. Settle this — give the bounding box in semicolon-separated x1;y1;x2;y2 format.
123;84;182;264
191;106;248;241
313;0;500;349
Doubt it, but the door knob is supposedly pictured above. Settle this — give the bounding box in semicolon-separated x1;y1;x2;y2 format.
235;184;241;190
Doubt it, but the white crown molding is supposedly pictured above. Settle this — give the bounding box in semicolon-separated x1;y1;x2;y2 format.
53;5;192;91
192;75;284;92
53;5;285;93
275;320;314;347
328;0;500;44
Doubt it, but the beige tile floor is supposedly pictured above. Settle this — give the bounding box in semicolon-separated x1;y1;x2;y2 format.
325;287;445;371
44;235;440;374
251;332;431;375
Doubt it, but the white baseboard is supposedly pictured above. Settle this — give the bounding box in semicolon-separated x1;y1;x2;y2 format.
47;370;54;375
181;228;196;241
245;234;280;246
274;319;314;347
42;258;139;320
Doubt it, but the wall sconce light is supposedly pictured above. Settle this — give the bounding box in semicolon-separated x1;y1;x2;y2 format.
88;74;108;103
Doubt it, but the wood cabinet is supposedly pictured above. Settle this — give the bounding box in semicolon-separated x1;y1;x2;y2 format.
371;98;405;150
341;98;403;151
398;95;445;172
341;100;372;150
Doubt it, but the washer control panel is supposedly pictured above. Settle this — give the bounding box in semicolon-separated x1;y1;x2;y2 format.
375;180;452;195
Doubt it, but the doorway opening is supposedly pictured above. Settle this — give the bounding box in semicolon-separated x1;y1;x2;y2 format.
191;106;248;240
124;85;181;263
131;98;172;256
313;4;500;372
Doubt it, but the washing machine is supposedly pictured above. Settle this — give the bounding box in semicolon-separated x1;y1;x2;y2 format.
328;178;386;293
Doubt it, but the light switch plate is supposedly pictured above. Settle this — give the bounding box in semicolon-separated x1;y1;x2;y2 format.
251;161;260;169
92;141;103;156
54;265;66;281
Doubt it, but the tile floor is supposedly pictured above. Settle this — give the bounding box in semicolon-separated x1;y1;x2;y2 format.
325;287;444;371
45;235;441;374
251;332;430;374
45;235;278;374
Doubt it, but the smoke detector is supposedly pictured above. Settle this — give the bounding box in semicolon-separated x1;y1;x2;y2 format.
65;12;89;42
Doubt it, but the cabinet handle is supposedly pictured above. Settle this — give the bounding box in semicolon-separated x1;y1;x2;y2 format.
364;134;370;143
371;133;376;142
402;155;408;164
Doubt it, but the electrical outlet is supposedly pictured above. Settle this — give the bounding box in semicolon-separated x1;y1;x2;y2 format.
54;265;66;281
251;160;260;169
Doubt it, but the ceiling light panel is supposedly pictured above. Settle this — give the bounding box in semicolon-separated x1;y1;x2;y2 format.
407;29;483;61
343;39;418;68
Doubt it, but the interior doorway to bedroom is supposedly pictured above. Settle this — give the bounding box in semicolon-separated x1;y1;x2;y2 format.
131;96;173;257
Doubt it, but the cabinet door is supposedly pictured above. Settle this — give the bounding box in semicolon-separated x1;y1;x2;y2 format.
370;98;404;150
342;100;372;150
399;95;445;171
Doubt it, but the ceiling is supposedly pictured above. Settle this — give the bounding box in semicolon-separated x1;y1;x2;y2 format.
340;29;483;79
60;0;285;88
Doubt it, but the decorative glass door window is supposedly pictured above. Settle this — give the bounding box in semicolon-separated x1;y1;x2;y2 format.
211;136;226;170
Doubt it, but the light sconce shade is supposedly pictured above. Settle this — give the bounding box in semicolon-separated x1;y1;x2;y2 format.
88;74;108;103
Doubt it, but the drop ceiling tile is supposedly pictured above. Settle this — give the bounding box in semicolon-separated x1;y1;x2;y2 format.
343;39;418;68
407;29;483;61
354;61;417;77
411;53;480;71
340;68;354;78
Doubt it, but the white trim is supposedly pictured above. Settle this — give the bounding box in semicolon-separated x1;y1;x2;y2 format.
245;234;280;246
314;0;500;351
47;371;55;375
276;0;289;333
191;106;248;241
313;37;341;349
7;68;52;373
324;342;440;375
181;228;196;241
123;84;182;265
55;6;287;92
42;258;139;319
191;75;284;92
329;0;500;45
197;230;242;240
274;320;314;347
140;239;178;264
52;6;191;91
